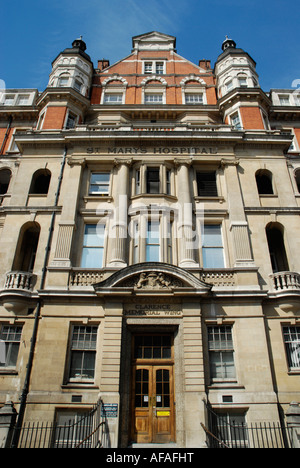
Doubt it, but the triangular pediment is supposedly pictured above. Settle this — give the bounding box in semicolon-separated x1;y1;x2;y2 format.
93;263;211;296
132;31;176;52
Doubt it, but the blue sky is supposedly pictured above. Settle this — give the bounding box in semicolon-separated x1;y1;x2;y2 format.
1;0;300;92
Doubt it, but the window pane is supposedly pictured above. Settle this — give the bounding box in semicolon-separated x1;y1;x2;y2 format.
186;94;203;104
81;247;104;268
89;173;110;194
146;245;160;262
104;93;122;103
203;225;223;247
145;94;163;104
197;172;217;196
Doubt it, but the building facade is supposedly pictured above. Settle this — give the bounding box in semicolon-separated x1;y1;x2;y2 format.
0;31;300;448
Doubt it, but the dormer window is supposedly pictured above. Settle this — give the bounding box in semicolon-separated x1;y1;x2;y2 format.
279;95;290;106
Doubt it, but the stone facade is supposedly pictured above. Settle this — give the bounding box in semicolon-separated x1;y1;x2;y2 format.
0;32;300;448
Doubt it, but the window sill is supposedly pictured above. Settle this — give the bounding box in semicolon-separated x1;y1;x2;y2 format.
195;196;225;203
83;195;113;203
131;193;177;201
287;369;300;375
208;381;244;389
0;368;18;375
62;383;99;389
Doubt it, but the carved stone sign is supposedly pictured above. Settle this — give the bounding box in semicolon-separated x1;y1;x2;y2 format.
86;146;219;155
124;302;182;317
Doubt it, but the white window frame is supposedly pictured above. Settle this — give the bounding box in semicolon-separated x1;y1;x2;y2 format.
230;110;243;130
64;110;78;129
80;223;107;268
88;172;111;196
201;224;225;269
0;324;23;369
144;93;163;104
282;326;300;370
68;325;98;382
207;325;236;381
143;60;166;75
279;94;290;106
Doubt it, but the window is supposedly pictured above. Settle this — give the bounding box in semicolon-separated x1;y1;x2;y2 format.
185;93;204;104
202;225;225;268
103;93;123;104
29;169;51;195
133;222;139;264
144;93;163;104
65;112;77;129
230;112;242;130
144;62;153;74
58;76;70;87
279;95;290;106
17;95;30;105
238;77;247;88
213;412;248;448
0;169;12;195
266;223;289;273
226;80;233;92
0;325;23;368
144;61;165;75
146;221;160;262
255;170;273;195
295;170;300;193
155;62;164;75
12;222;40;272
68;325;98;381
208;325;236;380
146;167;160;193
81;224;105;268
89;172;110;195
74;79;83;93
283;326;300;370
54;410;94;448
3;95;15;106
196;171;218;197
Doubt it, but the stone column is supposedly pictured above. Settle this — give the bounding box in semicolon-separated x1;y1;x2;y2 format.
175;159;198;267
286;401;300;448
0;400;17;448
108;159;131;267
222;159;254;266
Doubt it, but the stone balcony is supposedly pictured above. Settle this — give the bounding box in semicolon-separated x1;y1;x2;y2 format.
4;271;37;291
269;271;300;296
1;271;38;314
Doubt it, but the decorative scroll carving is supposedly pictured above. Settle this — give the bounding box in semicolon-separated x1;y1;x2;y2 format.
121;272;184;289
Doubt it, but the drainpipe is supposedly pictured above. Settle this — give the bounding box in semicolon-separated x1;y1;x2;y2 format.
0;116;13;155
11;146;68;448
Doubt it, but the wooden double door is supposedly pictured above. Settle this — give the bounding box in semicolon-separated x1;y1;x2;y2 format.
131;335;175;444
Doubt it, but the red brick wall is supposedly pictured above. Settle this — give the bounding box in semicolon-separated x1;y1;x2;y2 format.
42;106;67;129
240;106;264;130
90;50;217;106
0;127;14;154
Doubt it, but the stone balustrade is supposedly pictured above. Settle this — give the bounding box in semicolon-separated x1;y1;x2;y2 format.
269;271;300;292
4;271;36;291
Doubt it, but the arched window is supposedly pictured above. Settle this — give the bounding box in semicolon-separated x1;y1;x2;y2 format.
294;169;300;193
12;222;41;272
29;169;51;195
256;169;274;195
266;223;289;273
0;169;12;195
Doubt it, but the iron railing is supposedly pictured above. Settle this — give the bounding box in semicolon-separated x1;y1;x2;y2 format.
10;399;104;449
203;402;293;448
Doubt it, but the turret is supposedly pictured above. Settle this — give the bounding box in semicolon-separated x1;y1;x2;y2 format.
215;37;270;130
37;38;93;130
